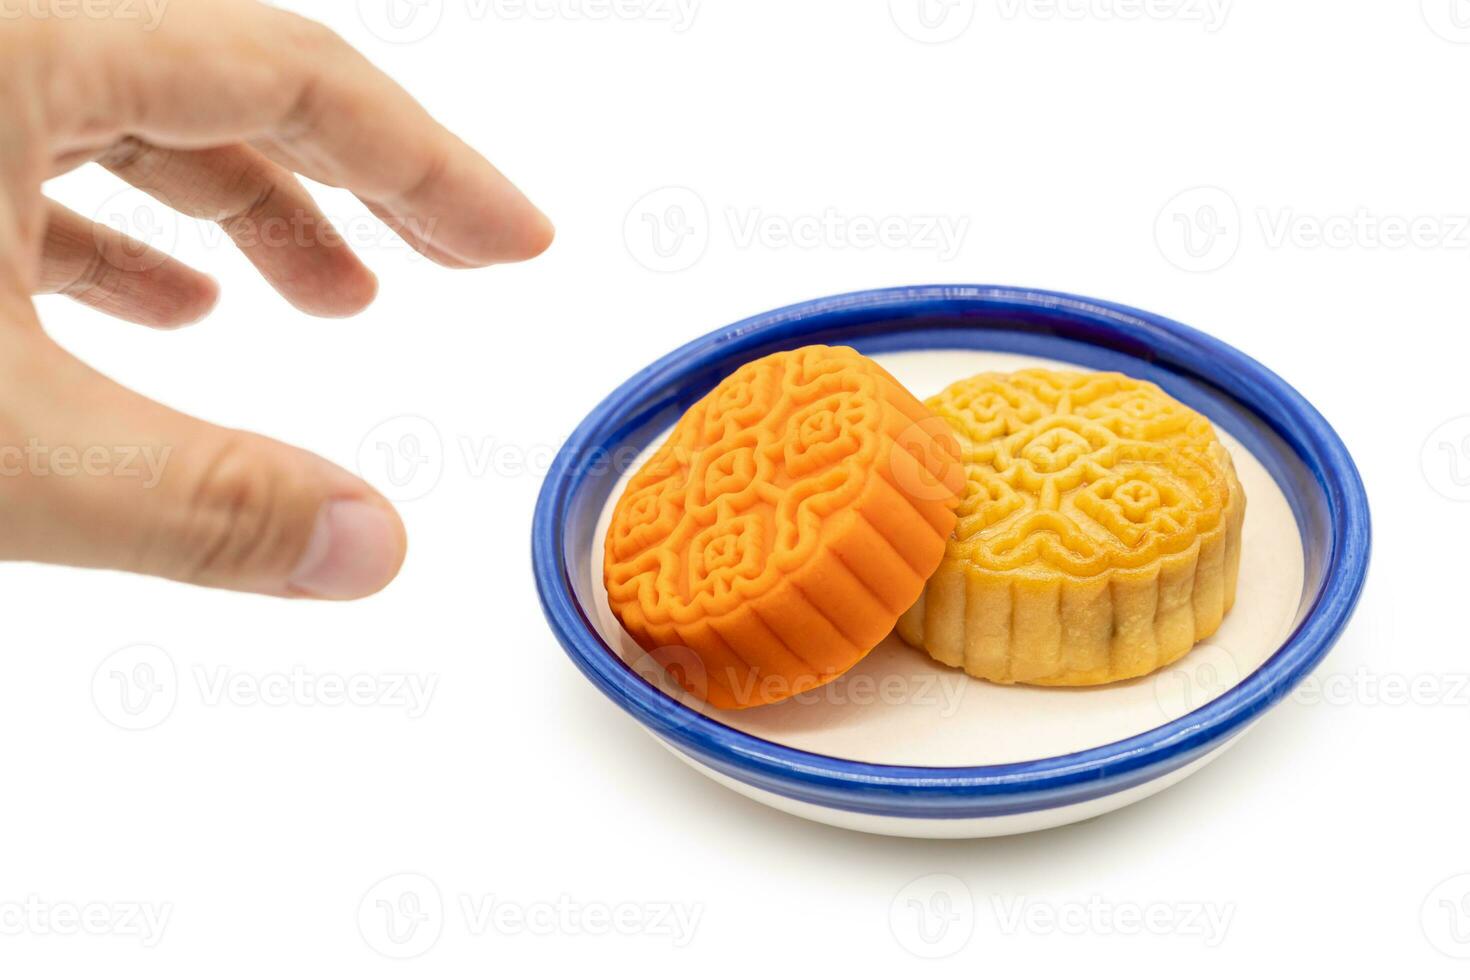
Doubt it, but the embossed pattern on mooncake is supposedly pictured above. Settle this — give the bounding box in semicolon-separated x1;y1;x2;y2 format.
604;345;965;709
896;369;1246;686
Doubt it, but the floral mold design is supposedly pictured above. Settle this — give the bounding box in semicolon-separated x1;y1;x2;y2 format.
604;345;965;709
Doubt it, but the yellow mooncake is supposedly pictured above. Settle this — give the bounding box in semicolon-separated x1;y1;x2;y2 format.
896;368;1246;686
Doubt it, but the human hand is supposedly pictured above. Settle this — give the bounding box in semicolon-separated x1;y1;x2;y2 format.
0;0;552;598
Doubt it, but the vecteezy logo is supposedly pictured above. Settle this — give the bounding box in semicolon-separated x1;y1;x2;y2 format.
628;646;710;704
356;415;445;503
1154;186;1241;273
888;873;974;958
92;644;179;731
357;0;445;44
1153;643;1242;720
623;187;710;273
888;0;976;43
1422;874;1470;958
358;873;444;959
92;186;180;275
890;418;968;503
1422;0;1470;43
1422;416;1470;502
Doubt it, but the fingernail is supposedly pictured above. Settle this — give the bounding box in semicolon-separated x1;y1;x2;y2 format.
288;500;404;599
534;207;556;244
517;207;556;260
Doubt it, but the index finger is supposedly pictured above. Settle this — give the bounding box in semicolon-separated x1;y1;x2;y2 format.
32;0;553;267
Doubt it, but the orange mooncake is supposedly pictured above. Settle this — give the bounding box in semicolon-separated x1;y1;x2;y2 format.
604;345;964;709
896;368;1246;686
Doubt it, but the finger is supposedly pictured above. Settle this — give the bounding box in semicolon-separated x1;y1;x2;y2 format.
0;327;406;599
360;198;473;269
38;1;554;268
252;137;472;268
98;139;378;318
36;199;218;328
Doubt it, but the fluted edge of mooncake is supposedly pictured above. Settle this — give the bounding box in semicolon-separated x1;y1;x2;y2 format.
896;453;1245;687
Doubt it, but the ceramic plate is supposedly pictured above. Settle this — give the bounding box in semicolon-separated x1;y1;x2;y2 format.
533;286;1370;838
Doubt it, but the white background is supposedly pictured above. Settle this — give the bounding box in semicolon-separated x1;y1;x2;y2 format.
7;0;1469;974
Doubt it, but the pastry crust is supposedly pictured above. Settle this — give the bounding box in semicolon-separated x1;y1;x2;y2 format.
896;369;1246;686
605;345;965;709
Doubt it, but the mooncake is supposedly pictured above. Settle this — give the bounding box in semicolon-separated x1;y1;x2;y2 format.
604;345;965;709
896;368;1245;686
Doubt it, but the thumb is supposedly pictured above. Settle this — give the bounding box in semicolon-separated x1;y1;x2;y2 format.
0;331;406;599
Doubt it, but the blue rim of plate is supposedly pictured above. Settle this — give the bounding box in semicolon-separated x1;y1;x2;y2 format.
532;285;1371;820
